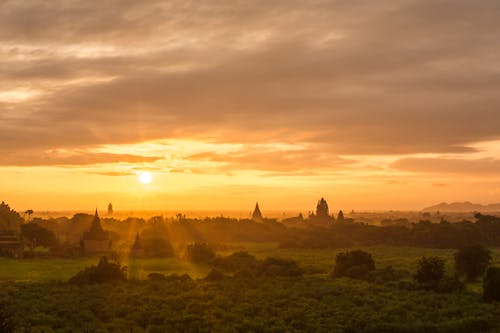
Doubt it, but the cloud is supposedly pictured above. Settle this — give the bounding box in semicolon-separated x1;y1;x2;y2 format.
0;149;162;166
186;147;353;172
1;0;500;164
391;157;500;175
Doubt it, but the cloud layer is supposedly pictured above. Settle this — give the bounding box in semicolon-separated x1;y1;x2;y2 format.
1;0;500;174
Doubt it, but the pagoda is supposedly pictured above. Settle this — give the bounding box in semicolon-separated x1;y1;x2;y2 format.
81;210;112;255
252;202;263;222
130;232;145;258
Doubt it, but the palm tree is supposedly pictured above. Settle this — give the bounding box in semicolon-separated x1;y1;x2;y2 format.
24;209;34;222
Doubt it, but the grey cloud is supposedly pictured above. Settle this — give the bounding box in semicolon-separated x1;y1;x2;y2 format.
1;0;500;162
187;148;353;172
0;150;163;166
391;157;500;175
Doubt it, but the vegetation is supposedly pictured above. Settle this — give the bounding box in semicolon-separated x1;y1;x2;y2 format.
141;238;175;258
483;266;500;302
1;276;500;332
332;250;375;280
184;242;216;263
454;245;492;282
2;200;500;332
413;256;445;285
68;257;127;285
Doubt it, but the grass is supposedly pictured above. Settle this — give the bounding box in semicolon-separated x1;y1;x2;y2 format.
2;244;499;284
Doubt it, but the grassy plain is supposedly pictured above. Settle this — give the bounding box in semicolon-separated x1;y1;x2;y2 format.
2;244;499;284
2;244;500;332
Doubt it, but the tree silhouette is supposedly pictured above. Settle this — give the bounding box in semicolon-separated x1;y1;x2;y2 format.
24;209;34;222
454;245;491;282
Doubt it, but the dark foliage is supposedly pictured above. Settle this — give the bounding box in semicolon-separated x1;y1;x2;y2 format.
211;251;259;272
0;202;23;234
2;277;500;332
333;250;376;279
413;256;445;285
142;237;175;257
256;257;304;277
184;242;216;263
68;257;127;285
20;223;59;250
484;266;500;302
454;245;492;282
203;269;227;281
0;299;14;333
148;273;193;283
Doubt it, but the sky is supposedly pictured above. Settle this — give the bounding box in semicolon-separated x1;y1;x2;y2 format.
1;0;500;212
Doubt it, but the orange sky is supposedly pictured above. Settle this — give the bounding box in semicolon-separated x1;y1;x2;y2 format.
1;1;500;212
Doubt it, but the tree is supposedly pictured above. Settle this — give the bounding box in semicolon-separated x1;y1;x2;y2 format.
333;250;375;279
21;223;58;250
142;237;175;257
0;201;23;234
185;242;216;263
414;256;445;284
69;256;127;285
24;209;34;222
483;266;500;302
454;245;492;282
256;257;303;277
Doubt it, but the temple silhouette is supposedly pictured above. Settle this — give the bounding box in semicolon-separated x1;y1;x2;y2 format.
252;202;263;222
81;210;112;255
130;232;144;258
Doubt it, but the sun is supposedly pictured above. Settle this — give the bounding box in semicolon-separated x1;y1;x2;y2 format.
138;171;152;184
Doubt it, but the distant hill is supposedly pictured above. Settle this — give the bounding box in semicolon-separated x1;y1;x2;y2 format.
423;202;500;212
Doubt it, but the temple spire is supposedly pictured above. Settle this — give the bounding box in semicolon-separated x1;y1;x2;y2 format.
252;202;263;221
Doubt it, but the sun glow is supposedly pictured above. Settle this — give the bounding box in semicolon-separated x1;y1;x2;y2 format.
139;171;152;184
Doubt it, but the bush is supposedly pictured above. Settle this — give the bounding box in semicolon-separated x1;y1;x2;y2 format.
413;256;445;285
184;242;216;263
142;238;175;258
69;257;127;285
256;257;304;277
483;266;500;302
436;276;465;293
148;273;192;282
203;269;227;281
211;251;259;272
333;250;375;279
0;300;14;333
454;245;492;282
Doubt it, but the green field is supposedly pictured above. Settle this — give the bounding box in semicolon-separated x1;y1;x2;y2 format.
2;244;500;284
2;244;500;332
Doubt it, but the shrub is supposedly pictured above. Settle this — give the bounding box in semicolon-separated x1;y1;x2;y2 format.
69;257;127;285
148;273;192;282
483;266;500;302
211;251;259;272
413;256;445;285
184;242;216;263
256;257;303;277
454;245;492;282
436;276;464;293
142;238;175;258
203;269;226;281
332;250;375;279
0;300;14;333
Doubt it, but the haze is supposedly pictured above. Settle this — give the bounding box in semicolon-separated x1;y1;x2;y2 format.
1;0;500;211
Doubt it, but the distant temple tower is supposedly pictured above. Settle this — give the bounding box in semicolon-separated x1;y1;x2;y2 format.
107;203;114;215
81;210;112;255
130;233;145;258
252;202;263;222
316;198;330;219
